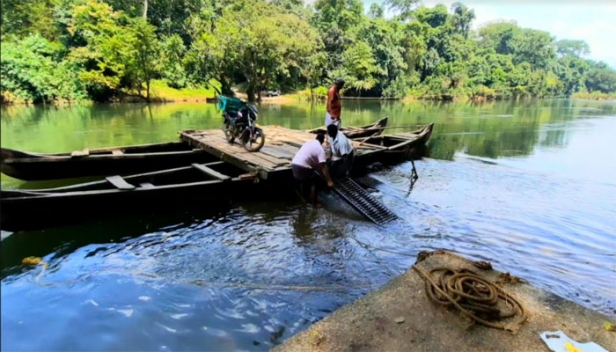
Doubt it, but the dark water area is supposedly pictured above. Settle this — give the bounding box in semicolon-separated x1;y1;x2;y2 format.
1;99;615;351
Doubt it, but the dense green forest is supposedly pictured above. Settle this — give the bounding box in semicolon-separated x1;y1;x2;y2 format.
2;0;616;104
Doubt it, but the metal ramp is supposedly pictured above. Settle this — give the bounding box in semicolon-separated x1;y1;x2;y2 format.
332;178;398;225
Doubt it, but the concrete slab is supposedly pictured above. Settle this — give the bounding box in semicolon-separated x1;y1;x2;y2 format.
272;250;616;352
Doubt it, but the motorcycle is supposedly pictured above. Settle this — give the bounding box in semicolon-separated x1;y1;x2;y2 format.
215;92;266;152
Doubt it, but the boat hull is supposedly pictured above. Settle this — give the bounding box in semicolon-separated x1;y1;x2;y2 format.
1;123;435;231
0;180;259;231
0;163;283;231
1;142;216;181
307;117;389;139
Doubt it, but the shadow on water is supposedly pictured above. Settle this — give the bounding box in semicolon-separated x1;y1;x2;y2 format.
0;207;232;277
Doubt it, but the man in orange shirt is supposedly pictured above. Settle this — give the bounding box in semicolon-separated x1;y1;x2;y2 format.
325;78;345;128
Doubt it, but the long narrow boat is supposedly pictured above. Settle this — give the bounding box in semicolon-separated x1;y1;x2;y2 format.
348;123;434;169
0;162;270;231
0;141;217;181
1;118;390;182
306;116;389;139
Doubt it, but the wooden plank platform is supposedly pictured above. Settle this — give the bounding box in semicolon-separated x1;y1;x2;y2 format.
180;126;383;180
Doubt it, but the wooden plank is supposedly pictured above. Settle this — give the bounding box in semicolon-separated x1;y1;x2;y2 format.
192;163;231;181
253;153;287;167
112;150;124;155
203;161;226;167
247;151;289;166
235;153;278;169
260;146;295;159
106;175;135;190
355;144;386;150
186;139;252;173
352;142;386;150
276;144;301;154
71;149;90;157
238;173;257;180
282;141;303;149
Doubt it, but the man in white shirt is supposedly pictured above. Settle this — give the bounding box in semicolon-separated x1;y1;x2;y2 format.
291;133;334;205
327;124;354;179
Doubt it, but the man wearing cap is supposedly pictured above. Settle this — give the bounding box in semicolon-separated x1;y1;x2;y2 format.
325;78;345;128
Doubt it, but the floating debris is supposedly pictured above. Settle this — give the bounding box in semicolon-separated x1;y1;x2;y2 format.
22;256;42;265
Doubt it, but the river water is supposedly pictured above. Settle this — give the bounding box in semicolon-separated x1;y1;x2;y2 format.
1;99;615;351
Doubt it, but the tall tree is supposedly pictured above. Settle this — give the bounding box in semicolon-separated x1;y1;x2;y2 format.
188;0;321;101
556;39;590;58
383;0;420;21
127;17;159;100
368;3;384;19
451;2;475;39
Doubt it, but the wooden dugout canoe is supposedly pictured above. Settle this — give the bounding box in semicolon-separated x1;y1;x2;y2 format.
0;141;216;181
0;162;271;231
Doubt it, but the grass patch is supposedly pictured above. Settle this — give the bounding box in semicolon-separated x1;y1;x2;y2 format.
149;80;220;100
120;80;221;102
572;91;616;100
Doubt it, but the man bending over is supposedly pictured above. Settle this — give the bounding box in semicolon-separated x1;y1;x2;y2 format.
291;133;334;205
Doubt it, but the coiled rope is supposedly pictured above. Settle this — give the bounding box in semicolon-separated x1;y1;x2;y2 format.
412;264;527;332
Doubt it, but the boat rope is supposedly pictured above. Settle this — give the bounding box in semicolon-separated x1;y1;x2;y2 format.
347;233;417;258
411;264;527;332
36;262;49;285
22;257;52;286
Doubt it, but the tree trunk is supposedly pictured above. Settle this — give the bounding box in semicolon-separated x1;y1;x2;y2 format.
246;84;256;102
146;79;151;102
219;77;233;96
143;0;148;18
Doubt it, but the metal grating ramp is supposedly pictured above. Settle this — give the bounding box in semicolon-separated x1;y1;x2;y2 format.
332;178;398;225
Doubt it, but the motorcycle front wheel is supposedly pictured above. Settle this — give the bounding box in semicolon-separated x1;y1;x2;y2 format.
224;123;235;144
241;127;265;152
